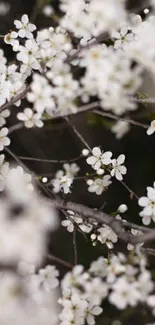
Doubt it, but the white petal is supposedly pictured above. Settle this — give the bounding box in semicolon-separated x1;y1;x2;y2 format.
86;156;97;165
21;14;29;24
147;126;155;135
119;165;127;175
3;137;10;146
92;147;101;157
24;108;33;118
147;187;155;200
117;154;125;165
121;26;128;36
0;128;8;136
115;170;123;181
17;113;27;121
14;20;22;29
92;306;103;315
138;197;150;207
142;215;151;225
18;29;26;38
87;315;95;325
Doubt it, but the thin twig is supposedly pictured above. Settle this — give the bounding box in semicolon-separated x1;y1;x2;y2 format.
31;0;44;22
8;123;24;135
120;180;139;200
141;247;155;256
65;117;91;151
94;109;149;129
73;229;78;265
18;155;82;164
47;254;73;269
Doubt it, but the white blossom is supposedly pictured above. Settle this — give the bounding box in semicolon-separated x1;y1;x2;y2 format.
97;225;118;249
147;120;155;135
0;109;10;127
14;14;36;39
52;170;73;194
112;120;130;139
86;303;102;325
86;147;112;171
27;74;55;114
0;127;10;151
111;154;127;181
38;265;59;291
138;182;155;224
0;154;9;191
4;31;19;47
112;26;134;50
17;108;43;128
109;276;140;309
63;163;80;178
87;175;112;195
62;210;92;233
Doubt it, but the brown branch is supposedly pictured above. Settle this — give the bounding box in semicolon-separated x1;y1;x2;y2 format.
8;122;24;135
47;254;73;269
94;109;149;129
50;198;155;245
0;85;31;113
123;221;153;233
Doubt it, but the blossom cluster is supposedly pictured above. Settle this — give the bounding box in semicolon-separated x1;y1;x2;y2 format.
52;163;80;194
139;181;155;225
61;205;130;250
86;147;127;194
59;251;155;322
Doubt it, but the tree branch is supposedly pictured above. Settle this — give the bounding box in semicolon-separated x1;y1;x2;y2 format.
50;198;155;245
0;85;31;113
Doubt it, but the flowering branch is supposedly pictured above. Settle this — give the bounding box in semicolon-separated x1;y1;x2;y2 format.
50;198;155;245
0;85;31;113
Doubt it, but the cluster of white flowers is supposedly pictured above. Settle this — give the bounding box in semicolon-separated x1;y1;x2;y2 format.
62;210;93;233
59;251;155;321
139;182;155;225
111;120;130;139
0;270;58;325
52;163;80;194
17;107;44;128
124;15;155;77
60;0;127;39
80;46;142;115
61;204;129;249
85;147;127;195
0;158;60;324
0;164;58;265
